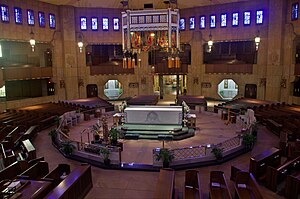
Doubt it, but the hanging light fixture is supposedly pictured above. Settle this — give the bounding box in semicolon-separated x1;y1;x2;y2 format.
78;34;84;53
29;29;36;52
254;31;261;51
207;32;213;53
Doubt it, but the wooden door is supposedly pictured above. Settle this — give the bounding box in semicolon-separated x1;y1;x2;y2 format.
86;84;98;98
244;84;257;99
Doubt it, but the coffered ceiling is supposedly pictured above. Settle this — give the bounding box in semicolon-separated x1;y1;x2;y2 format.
39;0;250;9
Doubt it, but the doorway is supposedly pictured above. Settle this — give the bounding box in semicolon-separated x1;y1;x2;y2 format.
86;84;98;98
244;84;257;99
154;75;186;100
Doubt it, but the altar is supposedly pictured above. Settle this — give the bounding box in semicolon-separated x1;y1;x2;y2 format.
119;106;195;140
124;106;182;125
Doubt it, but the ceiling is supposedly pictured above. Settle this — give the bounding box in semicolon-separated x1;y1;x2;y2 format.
39;0;250;9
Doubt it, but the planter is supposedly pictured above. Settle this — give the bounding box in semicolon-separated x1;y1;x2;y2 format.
104;159;111;166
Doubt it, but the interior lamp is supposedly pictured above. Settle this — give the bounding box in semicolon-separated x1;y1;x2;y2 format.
207;33;213;53
78;34;84;53
255;35;261;51
29;30;36;52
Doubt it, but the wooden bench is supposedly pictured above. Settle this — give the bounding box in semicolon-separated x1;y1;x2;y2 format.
1;143;16;167
184;170;201;199
22;125;39;141
42;164;71;188
45;164;93;199
266;155;300;192
285;172;300;199
209;171;232;199
0;161;29;181
234;171;263;199
266;119;282;136
154;168;175;199
249;147;281;181
17;161;49;180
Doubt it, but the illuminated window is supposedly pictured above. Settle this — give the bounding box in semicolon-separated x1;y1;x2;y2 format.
27;10;34;25
232;12;238;26
1;5;9;22
189;17;195;30
256;10;263;24
91;17;98;30
220;14;227;27
244;11;251;25
102;17;109;30
179;18;185;30
210;15;216;28
0;44;2;57
38;12;45;27
200;16;205;29
80;17;87;30
113;18;119;31
14;7;22;24
49;14;55;29
292;3;299;20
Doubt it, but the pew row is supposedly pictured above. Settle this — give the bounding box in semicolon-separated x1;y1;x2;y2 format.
153;168;175;199
234;171;263;199
209;171;232;199
184;170;202;199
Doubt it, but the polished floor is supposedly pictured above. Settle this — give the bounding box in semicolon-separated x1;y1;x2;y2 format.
33;103;284;199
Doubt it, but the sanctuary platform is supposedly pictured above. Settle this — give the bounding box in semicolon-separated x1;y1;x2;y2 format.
118;106;194;140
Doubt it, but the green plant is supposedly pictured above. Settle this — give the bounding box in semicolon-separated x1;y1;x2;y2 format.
155;148;174;168
251;122;258;136
48;129;57;142
211;146;223;160
54;116;61;128
109;128;119;146
60;141;75;155
242;133;256;149
99;147;110;160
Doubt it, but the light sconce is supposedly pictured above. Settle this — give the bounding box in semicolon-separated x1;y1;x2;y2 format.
207;32;213;53
77;34;84;53
254;32;261;51
29;29;36;52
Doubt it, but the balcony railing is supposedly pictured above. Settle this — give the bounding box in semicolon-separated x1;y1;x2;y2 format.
2;66;52;80
90;65;134;75
205;64;253;74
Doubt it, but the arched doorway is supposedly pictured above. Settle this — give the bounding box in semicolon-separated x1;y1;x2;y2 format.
86;84;98;98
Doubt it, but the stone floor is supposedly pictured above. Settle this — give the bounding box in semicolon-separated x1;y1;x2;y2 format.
32;102;285;199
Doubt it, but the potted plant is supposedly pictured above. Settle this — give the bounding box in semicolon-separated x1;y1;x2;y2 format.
109;128;119;146
211;146;223;160
49;129;57;143
60;141;75;156
242;133;256;150
155;148;174;168
99;147;110;166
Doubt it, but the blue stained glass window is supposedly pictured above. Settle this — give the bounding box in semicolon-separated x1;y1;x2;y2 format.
221;14;227;27
179;18;185;30
113;18;119;31
244;11;251;25
189;17;195;30
1;5;9;22
49;14;55;29
102;17;108;30
292;3;299;20
91;17;98;30
232;12;238;26
200;16;205;29
27;10;34;25
38;12;45;27
14;7;22;24
80;17;87;30
210;15;216;28
256;10;263;24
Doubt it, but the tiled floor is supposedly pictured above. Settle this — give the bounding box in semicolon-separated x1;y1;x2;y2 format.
33;105;284;199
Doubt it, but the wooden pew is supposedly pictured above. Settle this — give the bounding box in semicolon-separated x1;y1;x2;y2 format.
249;147;281;181
17;161;49;180
45;164;93;199
234;171;263;199
266;155;300;192
42;164;71;188
209;171;232;199
153;168;175;199
1;143;16;167
285;173;300;199
22;125;39;141
184;170;201;199
0;161;29;181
